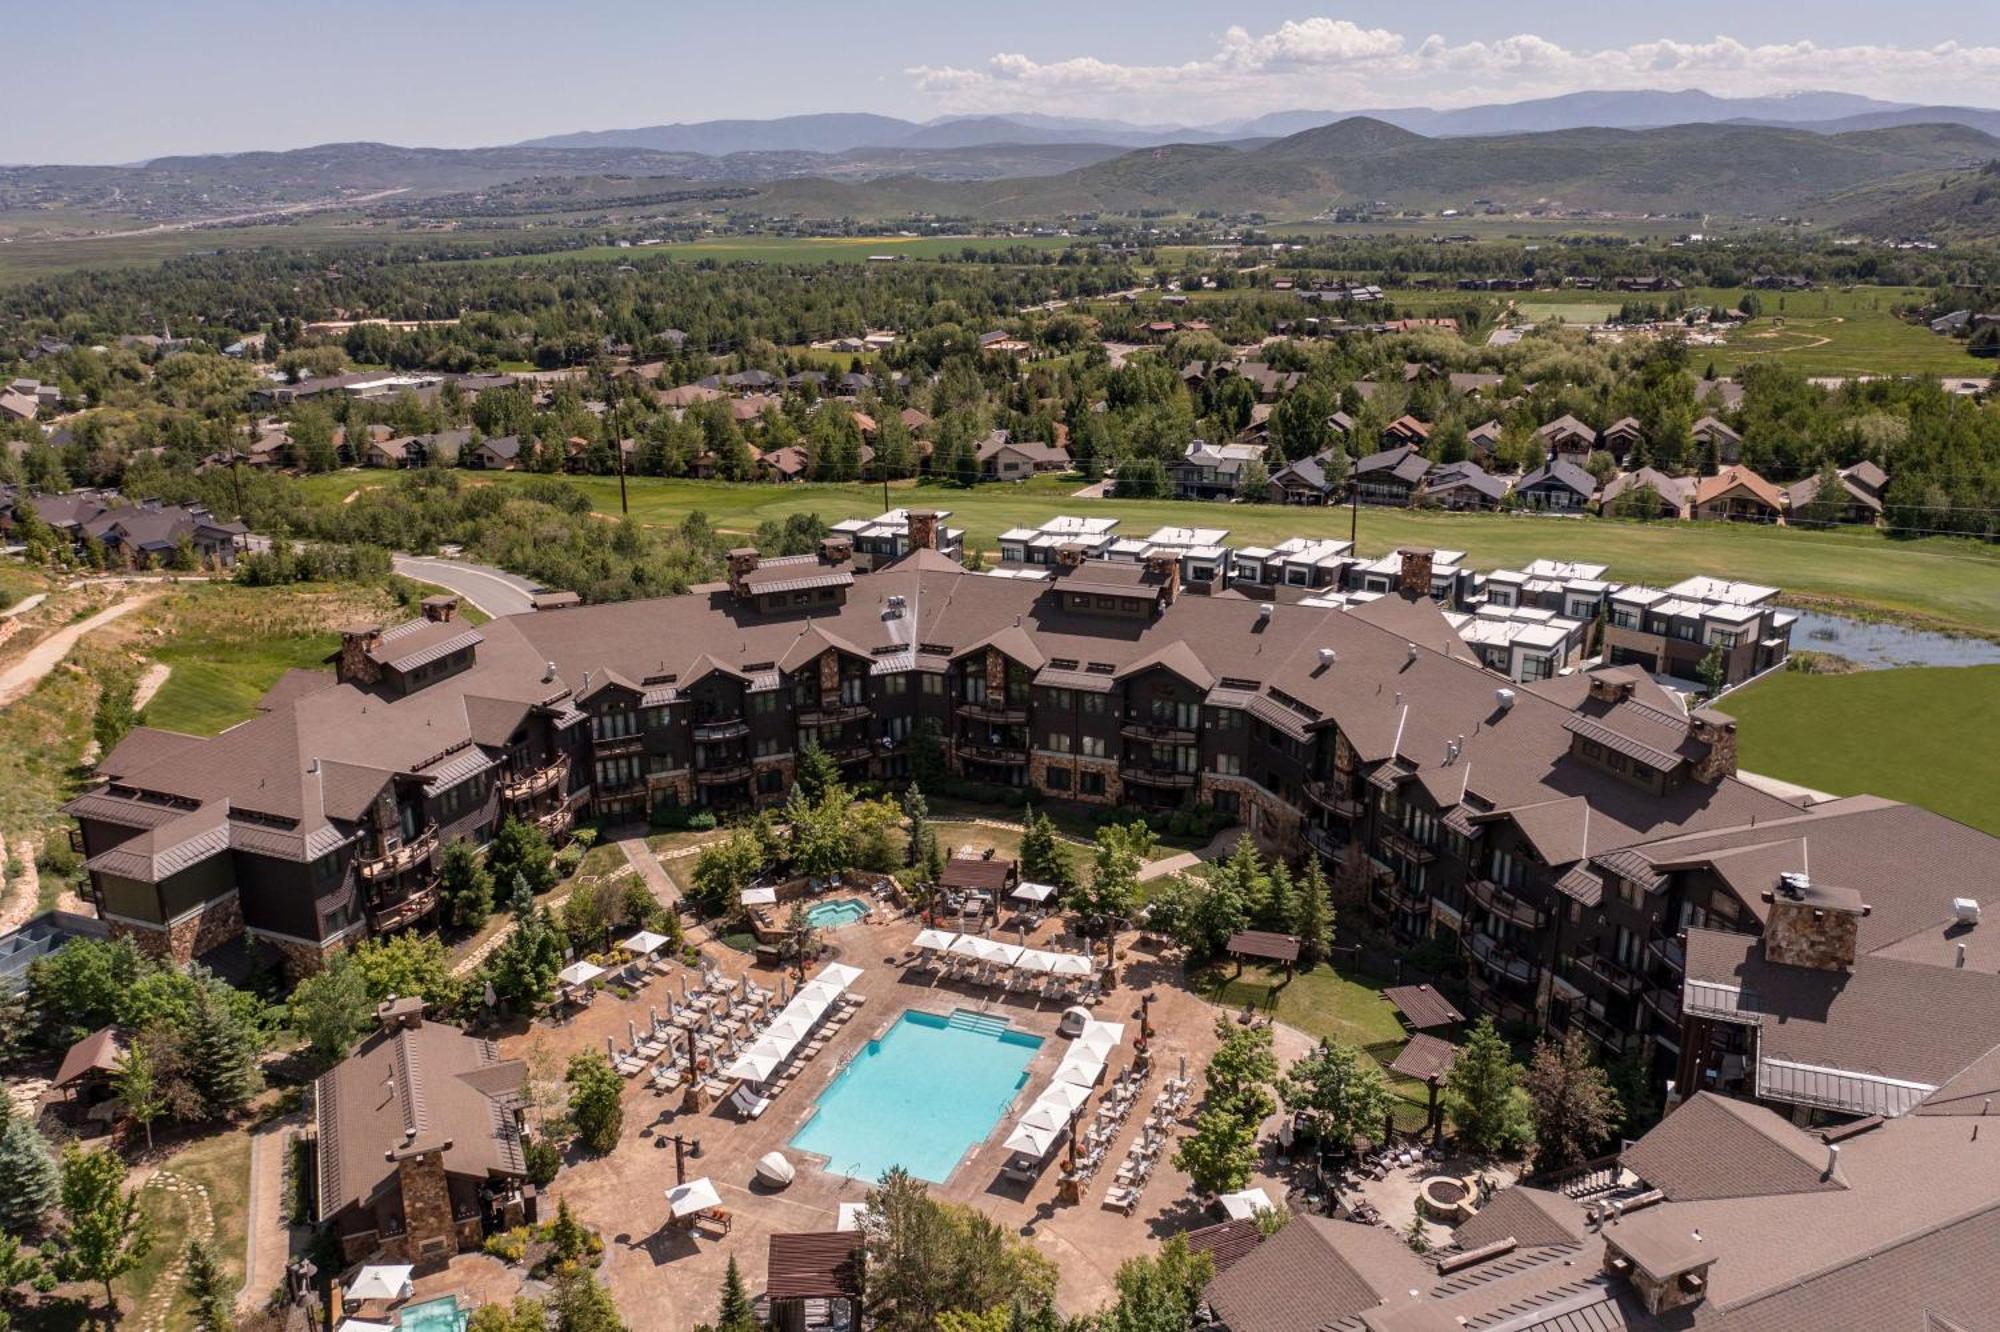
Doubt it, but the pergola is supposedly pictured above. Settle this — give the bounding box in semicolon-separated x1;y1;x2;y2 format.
1225;930;1302;977
1383;983;1466;1031
1389;1033;1460;1137
766;1232;864;1332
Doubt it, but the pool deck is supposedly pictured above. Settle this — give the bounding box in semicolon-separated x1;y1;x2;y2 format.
446;900;1313;1323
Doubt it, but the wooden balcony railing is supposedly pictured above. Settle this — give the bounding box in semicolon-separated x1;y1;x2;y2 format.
1379;829;1437;865
960;743;1029;765
1304;781;1365;819
694;763;753;786
1466;931;1538;985
368;883;439;932
1119;765;1198;789
1572;951;1646;997
501;757;567;803
1466;877;1547;929
957;701;1029;725
692;717;749;742
358;829;438;882
1119;719;1197;745
798;703;869;727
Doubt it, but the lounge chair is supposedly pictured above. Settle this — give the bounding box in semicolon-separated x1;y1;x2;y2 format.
730;1085;772;1120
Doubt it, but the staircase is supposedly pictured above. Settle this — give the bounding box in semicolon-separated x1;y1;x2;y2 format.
948;1009;1012;1039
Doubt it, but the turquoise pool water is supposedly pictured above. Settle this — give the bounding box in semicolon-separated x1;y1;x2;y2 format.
790;1009;1042;1183
805;897;870;928
398;1298;466;1332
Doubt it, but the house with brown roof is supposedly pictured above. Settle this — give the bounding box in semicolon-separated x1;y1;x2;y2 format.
1690;416;1744;465
976;429;1070;481
1535;414;1598;460
1350;444;1432;505
1515;458;1598;512
312;999;532;1265
1693;466;1785;524
1782;464;1884;525
1601;468;1695;520
1379;415;1432;448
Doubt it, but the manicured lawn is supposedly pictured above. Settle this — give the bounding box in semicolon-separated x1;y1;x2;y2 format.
1726;664;2000;836
932;819;1025;863
302;470;2000;638
120;1129;254;1328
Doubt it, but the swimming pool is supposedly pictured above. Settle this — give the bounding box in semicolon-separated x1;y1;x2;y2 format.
805;897;870;928
790;1008;1042;1184
397;1297;466;1332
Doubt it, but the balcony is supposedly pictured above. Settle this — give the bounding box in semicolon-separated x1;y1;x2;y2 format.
1379;878;1427;914
1466;931;1538;985
798;702;869;727
694;763;753;786
1120;765;1198;789
1641;984;1683;1027
960;743;1029;765
1304;825;1347;861
368;884;438;932
1572;950;1646;997
536;806;574;838
957;700;1029;725
1378;829;1437;865
1304;781;1364;820
592;734;644;758
1120;719;1197;745
1570;1007;1635;1056
501;757;567;803
823;743;873;765
1466;877;1547;929
359;829;438;882
1648;935;1686;975
692;718;750;742
1465;974;1537;1027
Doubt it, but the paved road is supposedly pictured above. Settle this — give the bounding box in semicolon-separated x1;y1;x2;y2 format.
392;555;539;617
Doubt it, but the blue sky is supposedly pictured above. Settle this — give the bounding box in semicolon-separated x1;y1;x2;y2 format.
14;1;2000;162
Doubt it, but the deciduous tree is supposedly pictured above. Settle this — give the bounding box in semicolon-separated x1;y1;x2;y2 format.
48;1144;154;1312
1523;1031;1620;1170
566;1051;624;1155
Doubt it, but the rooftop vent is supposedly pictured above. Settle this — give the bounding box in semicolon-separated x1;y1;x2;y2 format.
1407;642;1419;663
1954;897;1981;926
1258;604;1274;622
1778;871;1812;900
1317;647;1337;667
543;660;557;683
1495;687;1516;712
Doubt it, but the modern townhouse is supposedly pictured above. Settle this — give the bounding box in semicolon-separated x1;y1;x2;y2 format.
1602;576;1792;687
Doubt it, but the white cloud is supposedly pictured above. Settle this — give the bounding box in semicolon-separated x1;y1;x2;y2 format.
906;22;2000;122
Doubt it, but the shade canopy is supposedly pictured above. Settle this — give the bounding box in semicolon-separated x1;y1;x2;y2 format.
975;938;1024;966
1218;1187;1277;1220
667;1177;723;1217
836;1201;871;1232
336;1321;394;1332
345;1266;414;1303
1016;1099;1074;1133
1052;1052;1107;1088
1014;948;1059;973
1004;1122;1059;1156
1012;881;1058;902
815;961;864;989
1383;984;1467;1030
1049;953;1096;977
558;961;605;987
946;935;987;960
1226;930;1302;965
1074;1020;1125;1059
619;930;672;956
912;928;958;951
741;886;778;906
1034;1080;1091;1113
723;1048;784;1082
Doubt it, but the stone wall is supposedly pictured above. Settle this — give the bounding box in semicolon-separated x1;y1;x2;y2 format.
108;890;245;964
1204;775;1303;859
1028;752;1122;806
394;1148;459;1266
1763;899;1859;972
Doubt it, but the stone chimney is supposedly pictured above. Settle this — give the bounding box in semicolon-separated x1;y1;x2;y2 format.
335;624;384;685
1688;708;1737;783
817;536;853;566
420;594;459;624
1143;551;1181;608
907;510;940;551
1396;547;1434;601
1054;542;1087;569
1761;872;1866;972
726;546;761;596
1587;673;1636;705
376;994;425;1032
389;1137;458;1264
1603;1232;1714;1318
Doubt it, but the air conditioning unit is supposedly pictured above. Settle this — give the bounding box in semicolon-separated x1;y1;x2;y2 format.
1954;897;1981;925
1495;687;1516;711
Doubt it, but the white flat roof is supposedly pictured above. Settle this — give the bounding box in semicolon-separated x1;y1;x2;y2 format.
1666;574;1778;605
1140;525;1229;546
1521;558;1609;580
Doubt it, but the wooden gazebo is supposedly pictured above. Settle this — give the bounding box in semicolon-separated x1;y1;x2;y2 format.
1225;930;1302;978
1389;1032;1460;1138
766;1231;864;1332
1383;983;1465;1031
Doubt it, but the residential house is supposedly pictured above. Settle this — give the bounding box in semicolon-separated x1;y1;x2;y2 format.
828;508;965;569
1693;466;1785;523
1534;414;1597;461
1447;603;1588;683
657;383;724;410
1603;575;1791;684
0;391;39;422
1464;419;1504;463
313;998;533;1264
74;498;247;568
1783;464;1885;525
1601;467;1695;520
1514;458;1598;511
997;516;1121;566
1101;525;1232;587
977;430;1070;481
721;370;779;391
1228;536;1355;593
1481;559;1613;622
1418;460;1509;511
1690;416;1744;465
759;446;812;484
1264;454;1343;505
1599;416;1645;459
1350;445;1432;506
1694;378;1745;413
468;435;524;471
1174;440;1268;500
1379;415;1432;448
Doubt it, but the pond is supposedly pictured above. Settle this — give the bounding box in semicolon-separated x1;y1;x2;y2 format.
1788;610;2000;671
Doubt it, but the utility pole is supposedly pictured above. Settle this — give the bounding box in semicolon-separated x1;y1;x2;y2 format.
616;429;630;516
1348;477;1359;548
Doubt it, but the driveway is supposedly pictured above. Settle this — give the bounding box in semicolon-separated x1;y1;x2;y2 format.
392;555;539;617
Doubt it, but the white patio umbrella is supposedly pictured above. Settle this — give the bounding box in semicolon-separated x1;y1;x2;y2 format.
1016;1099;1073;1133
336;1321;394;1332
619;930;671;957
973;937;1023;966
1218;1187;1277;1221
740;886;777;906
1003;1122;1059;1156
1012;881;1058;903
1076;1020;1126;1058
1034;1080;1091;1113
666;1177;722;1218
723;1047;783;1082
762;1014;814;1045
1013;948;1059;973
947;934;986;960
1052;1051;1106;1088
912;928;958;952
558;961;604;988
345;1265;414;1303
796;979;846;1008
1049;953;1096;977
814;961;864;989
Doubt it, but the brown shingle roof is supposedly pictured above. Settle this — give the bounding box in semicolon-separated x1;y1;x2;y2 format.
1205;1215;1431;1332
1389;1034;1457;1084
940;855;1014;892
1620;1093;1844;1202
1384;985;1465;1030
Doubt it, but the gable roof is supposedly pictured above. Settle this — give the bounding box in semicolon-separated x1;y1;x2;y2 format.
1621;1092;1844;1201
1694;466;1785;511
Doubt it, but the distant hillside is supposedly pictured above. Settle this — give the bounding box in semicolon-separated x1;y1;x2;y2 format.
750;117;2000;221
519;113;918;155
1819;160;2000;240
1226;90;1923;139
1727;106;2000;138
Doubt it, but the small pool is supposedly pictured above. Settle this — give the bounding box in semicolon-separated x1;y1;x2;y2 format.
805;897;870;928
397;1298;467;1332
790;1009;1042;1184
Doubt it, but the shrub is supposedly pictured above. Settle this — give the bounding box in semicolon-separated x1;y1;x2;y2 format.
687;811;717;831
483;1227;530;1264
523;1137;561;1188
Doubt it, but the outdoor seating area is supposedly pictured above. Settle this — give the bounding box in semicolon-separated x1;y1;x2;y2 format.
663;1176;732;1238
1102;1071;1192;1215
1000;1018;1127;1182
909;928;1103;1002
715;961;868;1112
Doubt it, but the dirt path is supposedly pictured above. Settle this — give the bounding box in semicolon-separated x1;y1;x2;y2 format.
0;838;43;933
237;1114;302;1313
132;1169;216;1332
0;592;159;708
132;661;172;711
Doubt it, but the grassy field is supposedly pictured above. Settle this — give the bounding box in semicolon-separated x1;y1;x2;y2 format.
306;471;2000;637
451;233;1082;268
1726;665;2000;835
119;1130;254;1328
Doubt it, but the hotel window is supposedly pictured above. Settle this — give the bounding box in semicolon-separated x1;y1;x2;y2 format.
1048;733;1073;754
591;709;637;740
1611;607;1639;629
879;672;909;696
1707;628;1740;649
1079;772;1106;796
1045;688;1073;711
1044;767;1072;791
921;674;944;697
1519;655;1553;682
751;692;778;715
1082;693;1106;715
1213;753;1241;776
1081;736;1106;758
754;736;783;758
884;716;910;741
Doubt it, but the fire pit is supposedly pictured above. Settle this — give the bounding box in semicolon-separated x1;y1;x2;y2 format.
1419;1173;1480;1225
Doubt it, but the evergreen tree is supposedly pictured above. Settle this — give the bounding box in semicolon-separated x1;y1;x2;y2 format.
439;839;495;929
508;869;536;918
488;907;566;1012
793;740;840;803
566;1051;625;1155
1017;807;1073;892
0;1100;60;1236
909;719;946;788
489;816;558;897
551;1265;629;1332
1262;860;1297;934
714;1255;757;1332
549;1197;591;1268
1523;1031;1621;1170
182;1238;231;1332
1443;1017;1532;1157
901;783;933;869
1294;857;1334;968
48;1144;154;1312
185;981;262;1118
